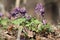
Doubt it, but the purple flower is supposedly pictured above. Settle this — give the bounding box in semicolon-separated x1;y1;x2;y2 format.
35;3;45;17
13;8;20;13
10;8;20;17
41;11;44;17
0;12;3;17
20;38;25;40
42;19;47;25
10;7;26;17
12;8;20;14
25;14;31;20
20;7;26;16
10;11;17;17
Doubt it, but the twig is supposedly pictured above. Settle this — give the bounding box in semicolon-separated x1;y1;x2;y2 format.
16;25;23;40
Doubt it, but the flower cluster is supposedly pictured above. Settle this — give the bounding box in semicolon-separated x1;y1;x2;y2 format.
10;8;20;17
35;3;47;25
35;3;45;17
10;7;32;21
10;7;26;17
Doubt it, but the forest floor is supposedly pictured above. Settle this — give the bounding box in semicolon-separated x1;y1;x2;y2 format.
0;25;60;40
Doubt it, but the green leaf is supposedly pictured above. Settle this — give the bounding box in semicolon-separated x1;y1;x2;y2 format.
34;20;41;24
11;18;26;25
25;22;33;27
25;23;31;27
1;18;9;25
32;27;36;31
25;21;29;24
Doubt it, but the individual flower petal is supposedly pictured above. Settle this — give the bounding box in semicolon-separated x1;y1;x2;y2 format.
35;3;43;10
20;7;26;12
11;13;16;17
42;19;47;25
40;8;44;13
10;11;16;17
14;7;20;12
20;7;26;16
40;11;45;17
25;14;31;20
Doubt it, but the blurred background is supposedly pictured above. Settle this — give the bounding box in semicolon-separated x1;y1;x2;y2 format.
0;0;60;26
